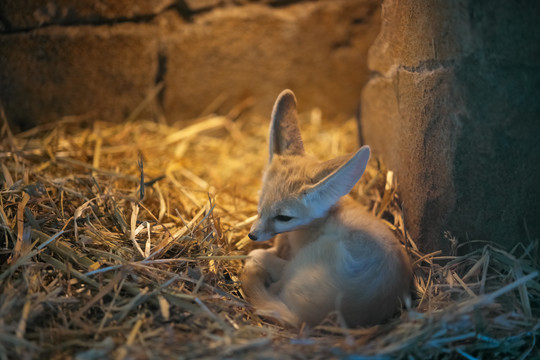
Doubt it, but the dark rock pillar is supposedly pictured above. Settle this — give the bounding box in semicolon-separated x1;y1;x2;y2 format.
361;0;540;252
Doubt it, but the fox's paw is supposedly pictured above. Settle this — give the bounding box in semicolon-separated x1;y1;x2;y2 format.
244;249;267;272
245;249;287;287
244;249;274;287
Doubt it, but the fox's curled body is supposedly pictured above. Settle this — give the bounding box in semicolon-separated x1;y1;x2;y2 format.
242;90;411;328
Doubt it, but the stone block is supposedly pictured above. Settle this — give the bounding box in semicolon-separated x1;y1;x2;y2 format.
361;0;540;251
0;24;159;129
0;0;175;31
367;0;473;74
362;66;463;251
163;0;380;121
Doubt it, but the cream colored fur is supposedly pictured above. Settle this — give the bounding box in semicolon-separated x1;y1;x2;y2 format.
241;89;411;328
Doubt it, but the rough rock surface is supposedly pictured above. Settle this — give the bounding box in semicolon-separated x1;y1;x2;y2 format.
361;0;540;251
0;24;160;127
0;0;380;129
164;1;380;120
0;0;175;30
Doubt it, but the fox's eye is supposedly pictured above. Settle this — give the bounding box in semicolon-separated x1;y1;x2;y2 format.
274;215;293;222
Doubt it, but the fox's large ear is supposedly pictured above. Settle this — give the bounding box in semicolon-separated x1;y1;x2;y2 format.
303;146;371;211
268;89;305;163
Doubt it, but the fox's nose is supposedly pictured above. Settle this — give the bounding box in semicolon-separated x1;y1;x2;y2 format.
248;233;258;241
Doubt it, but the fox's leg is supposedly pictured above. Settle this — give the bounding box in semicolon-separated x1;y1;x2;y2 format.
270;234;292;260
242;247;301;327
244;247;290;296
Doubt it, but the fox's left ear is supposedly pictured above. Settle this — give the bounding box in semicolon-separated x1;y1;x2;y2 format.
303;146;370;211
268;89;305;163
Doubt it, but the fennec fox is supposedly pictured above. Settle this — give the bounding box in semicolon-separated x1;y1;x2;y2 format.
242;89;411;328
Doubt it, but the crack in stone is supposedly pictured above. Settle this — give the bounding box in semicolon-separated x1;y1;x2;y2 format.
0;13;165;35
267;0;318;8
369;59;456;81
401;59;455;74
0;0;313;35
154;49;168;111
0;2;193;35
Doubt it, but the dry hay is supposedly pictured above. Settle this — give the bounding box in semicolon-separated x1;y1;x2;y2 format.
0;105;538;360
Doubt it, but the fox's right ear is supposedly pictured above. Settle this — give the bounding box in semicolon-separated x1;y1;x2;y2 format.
268;89;305;163
302;146;371;213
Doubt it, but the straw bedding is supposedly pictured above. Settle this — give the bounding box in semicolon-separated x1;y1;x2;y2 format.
0;105;538;359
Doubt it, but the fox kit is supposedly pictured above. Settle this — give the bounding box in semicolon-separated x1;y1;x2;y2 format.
242;90;411;328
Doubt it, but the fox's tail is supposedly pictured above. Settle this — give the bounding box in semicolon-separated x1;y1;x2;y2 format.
241;265;300;327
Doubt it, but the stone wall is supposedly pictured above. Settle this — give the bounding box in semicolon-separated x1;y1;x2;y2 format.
0;0;381;130
3;0;537;253
361;0;540;251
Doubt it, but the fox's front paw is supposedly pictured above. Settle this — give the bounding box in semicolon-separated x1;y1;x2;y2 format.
245;249;287;287
243;250;273;288
246;248;269;264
